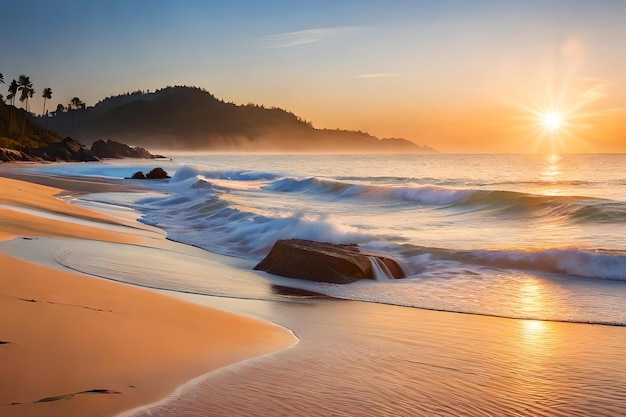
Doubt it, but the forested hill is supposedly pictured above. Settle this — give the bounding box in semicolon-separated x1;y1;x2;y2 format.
0;100;61;150
39;86;437;153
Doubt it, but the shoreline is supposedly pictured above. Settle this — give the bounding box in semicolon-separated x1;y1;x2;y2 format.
0;171;297;417
4;161;626;415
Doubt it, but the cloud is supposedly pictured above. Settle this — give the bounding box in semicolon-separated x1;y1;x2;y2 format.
566;77;607;111
259;26;356;49
581;84;606;101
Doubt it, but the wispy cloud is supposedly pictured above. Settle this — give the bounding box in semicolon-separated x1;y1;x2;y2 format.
563;76;608;114
351;73;403;79
259;26;356;49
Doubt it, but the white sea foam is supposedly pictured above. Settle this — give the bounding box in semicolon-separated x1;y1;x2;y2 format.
136;168;379;258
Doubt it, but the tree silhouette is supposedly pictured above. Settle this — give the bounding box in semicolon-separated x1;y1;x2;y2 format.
69;97;84;132
0;73;4;84
42;87;52;116
17;75;35;137
70;97;84;110
17;75;35;111
6;79;18;130
6;80;18;106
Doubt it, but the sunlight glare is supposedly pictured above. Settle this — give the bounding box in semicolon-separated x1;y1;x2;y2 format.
542;112;564;132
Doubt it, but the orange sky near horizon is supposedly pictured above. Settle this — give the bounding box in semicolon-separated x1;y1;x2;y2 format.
3;1;626;153
220;30;626;154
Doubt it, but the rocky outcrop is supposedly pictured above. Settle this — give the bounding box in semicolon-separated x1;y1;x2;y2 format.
1;134;163;163
145;167;170;179
0;148;35;162
128;167;170;180
91;139;155;159
31;137;98;162
254;239;405;284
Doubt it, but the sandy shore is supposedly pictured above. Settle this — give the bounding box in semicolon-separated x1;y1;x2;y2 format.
0;174;296;417
4;166;626;416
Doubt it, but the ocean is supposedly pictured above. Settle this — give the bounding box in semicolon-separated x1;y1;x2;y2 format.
25;153;626;416
32;153;626;325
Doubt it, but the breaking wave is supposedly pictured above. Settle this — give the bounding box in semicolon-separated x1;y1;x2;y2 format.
265;176;626;222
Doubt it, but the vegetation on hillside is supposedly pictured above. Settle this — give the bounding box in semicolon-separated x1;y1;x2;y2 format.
1;69;435;153
0;100;61;150
0;73;61;150
41;86;435;152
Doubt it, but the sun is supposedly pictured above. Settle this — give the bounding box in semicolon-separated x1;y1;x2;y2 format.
541;112;564;132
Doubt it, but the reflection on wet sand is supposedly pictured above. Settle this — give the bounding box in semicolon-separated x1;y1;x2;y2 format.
132;296;626;417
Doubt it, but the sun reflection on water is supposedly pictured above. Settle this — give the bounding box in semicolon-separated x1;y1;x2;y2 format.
540;154;564;196
518;278;547;316
521;319;546;337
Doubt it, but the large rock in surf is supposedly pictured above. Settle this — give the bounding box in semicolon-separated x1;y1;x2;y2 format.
254;239;405;284
145;167;170;179
127;167;171;179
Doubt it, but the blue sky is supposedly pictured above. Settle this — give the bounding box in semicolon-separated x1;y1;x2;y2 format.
3;0;626;151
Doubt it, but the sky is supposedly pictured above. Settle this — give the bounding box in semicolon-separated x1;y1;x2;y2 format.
3;0;626;153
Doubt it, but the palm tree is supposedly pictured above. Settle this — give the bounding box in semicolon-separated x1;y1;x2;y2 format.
0;73;4;84
7;80;18;105
17;75;35;137
42;87;52;116
70;97;84;132
71;96;83;109
6;79;19;129
17;75;35;111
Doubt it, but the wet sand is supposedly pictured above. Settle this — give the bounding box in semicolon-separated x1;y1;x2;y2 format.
131;294;626;416
0;174;296;417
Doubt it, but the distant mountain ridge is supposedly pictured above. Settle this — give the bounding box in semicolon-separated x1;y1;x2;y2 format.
40;86;437;153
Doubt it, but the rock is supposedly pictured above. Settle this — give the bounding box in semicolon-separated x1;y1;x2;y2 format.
91;139;155;159
31;137;99;162
145;167;170;179
3;137;161;163
0;147;35;162
127;167;170;179
254;239;405;284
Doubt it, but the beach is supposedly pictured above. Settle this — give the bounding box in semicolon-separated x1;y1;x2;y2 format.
5;1;626;415
2;158;626;416
0;171;296;417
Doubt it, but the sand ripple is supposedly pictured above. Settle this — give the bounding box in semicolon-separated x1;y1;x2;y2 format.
129;298;626;416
